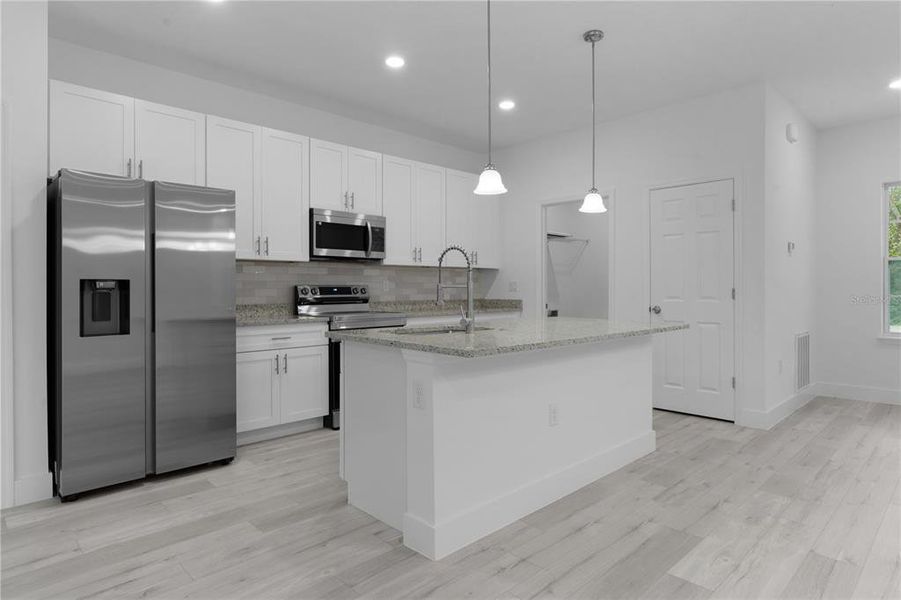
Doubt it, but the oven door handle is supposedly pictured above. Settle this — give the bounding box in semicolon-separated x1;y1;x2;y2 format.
365;220;373;257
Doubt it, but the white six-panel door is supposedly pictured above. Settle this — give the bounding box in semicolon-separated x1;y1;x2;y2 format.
260;128;309;261
134;100;206;185
650;179;735;420
48;80;135;177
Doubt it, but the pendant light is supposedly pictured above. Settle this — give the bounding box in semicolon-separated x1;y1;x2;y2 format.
579;29;607;213
474;0;507;195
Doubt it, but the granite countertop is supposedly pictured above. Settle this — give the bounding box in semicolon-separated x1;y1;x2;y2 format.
236;304;328;327
326;317;688;358
236;299;522;327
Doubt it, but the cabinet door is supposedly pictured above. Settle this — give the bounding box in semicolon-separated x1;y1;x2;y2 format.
310;139;348;211
475;195;502;269
444;169;477;268
414;162;446;266
207;116;261;260
260;128;309;262
348;147;382;215
382;155;416;266
236;351;279;432
48;80;134;177
135;100;205;185
280;346;329;423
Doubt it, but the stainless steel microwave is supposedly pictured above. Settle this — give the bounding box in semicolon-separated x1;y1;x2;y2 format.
310;208;386;261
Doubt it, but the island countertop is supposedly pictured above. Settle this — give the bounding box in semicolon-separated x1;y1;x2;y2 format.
326;316;687;358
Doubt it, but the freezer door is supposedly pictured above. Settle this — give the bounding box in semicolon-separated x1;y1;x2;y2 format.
52;169;147;497
153;181;236;473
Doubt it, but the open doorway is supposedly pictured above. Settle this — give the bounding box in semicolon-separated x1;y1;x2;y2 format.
541;197;614;319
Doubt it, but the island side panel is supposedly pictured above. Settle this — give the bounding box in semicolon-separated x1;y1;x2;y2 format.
403;336;655;560
342;341;407;531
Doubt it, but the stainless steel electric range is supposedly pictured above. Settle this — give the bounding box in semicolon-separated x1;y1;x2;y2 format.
295;284;406;429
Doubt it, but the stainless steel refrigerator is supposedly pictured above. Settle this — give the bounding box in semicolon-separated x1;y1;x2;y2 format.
48;169;236;501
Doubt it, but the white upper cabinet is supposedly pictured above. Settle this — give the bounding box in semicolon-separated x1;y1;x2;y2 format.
310;139;383;215
445;169;478;268
309;139;348;212
414;162;446;267
260;128;309;262
206;116;261;260
347;147;383;215
474;194;502;269
134;100;206;185
382;155;416;266
49;80;134;177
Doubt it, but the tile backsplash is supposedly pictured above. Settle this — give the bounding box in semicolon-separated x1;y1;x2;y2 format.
236;260;497;305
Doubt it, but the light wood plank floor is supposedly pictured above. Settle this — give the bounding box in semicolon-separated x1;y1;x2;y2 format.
2;396;899;599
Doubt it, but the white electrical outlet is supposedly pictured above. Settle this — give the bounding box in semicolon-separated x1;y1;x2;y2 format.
548;404;559;427
508;281;519;293
413;383;425;409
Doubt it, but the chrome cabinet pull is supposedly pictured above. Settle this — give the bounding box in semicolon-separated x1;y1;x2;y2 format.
271;336;291;341
275;354;280;374
138;159;143;179
256;236;261;255
126;158;132;177
351;192;355;210
651;305;662;315
412;247;417;262
264;236;270;256
283;354;288;372
417;247;422;262
343;191;349;210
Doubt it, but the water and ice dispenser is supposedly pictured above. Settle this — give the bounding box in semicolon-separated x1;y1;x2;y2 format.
80;279;129;337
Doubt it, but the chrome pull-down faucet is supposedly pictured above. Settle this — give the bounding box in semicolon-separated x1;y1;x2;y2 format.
436;245;475;333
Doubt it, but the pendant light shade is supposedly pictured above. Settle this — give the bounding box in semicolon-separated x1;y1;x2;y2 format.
579;189;607;213
474;0;507;196
578;29;606;214
474;164;507;195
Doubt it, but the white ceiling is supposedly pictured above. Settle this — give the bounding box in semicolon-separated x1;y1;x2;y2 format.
49;1;901;152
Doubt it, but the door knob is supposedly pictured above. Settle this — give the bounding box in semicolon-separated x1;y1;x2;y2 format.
651;305;662;314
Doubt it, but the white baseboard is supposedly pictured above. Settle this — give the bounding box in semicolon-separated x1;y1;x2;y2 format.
812;382;901;406
237;418;325;446
737;388;815;430
403;430;656;560
14;472;53;506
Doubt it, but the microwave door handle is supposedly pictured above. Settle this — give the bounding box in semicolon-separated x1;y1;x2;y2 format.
365;220;373;257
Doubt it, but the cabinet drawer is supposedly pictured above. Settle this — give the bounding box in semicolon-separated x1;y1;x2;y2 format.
237;323;328;353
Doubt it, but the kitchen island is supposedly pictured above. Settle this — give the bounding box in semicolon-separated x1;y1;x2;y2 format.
327;317;687;560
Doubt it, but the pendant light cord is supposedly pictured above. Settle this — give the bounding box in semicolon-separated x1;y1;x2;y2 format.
487;0;492;165
591;38;596;190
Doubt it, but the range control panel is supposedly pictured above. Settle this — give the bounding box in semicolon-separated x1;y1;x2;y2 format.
295;284;369;307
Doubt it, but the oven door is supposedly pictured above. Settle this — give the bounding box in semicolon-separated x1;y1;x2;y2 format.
310;209;386;260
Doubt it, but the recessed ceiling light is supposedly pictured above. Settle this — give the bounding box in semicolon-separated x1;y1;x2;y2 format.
498;99;516;111
385;55;405;69
890;78;901;90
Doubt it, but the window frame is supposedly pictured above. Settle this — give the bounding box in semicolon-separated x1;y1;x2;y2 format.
884;181;901;337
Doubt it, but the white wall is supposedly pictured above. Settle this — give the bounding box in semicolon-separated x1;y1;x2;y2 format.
815;116;901;404
1;0;51;507
48;39;483;173
761;86;818;418
545;201;609;318
491;84;768;420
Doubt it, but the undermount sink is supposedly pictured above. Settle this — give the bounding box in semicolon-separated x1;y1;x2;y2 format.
393;326;493;335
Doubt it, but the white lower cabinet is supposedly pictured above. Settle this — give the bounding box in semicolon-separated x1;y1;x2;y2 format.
236;351;280;432
236;325;328;434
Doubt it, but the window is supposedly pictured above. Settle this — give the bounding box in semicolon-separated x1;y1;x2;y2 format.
886;183;901;334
